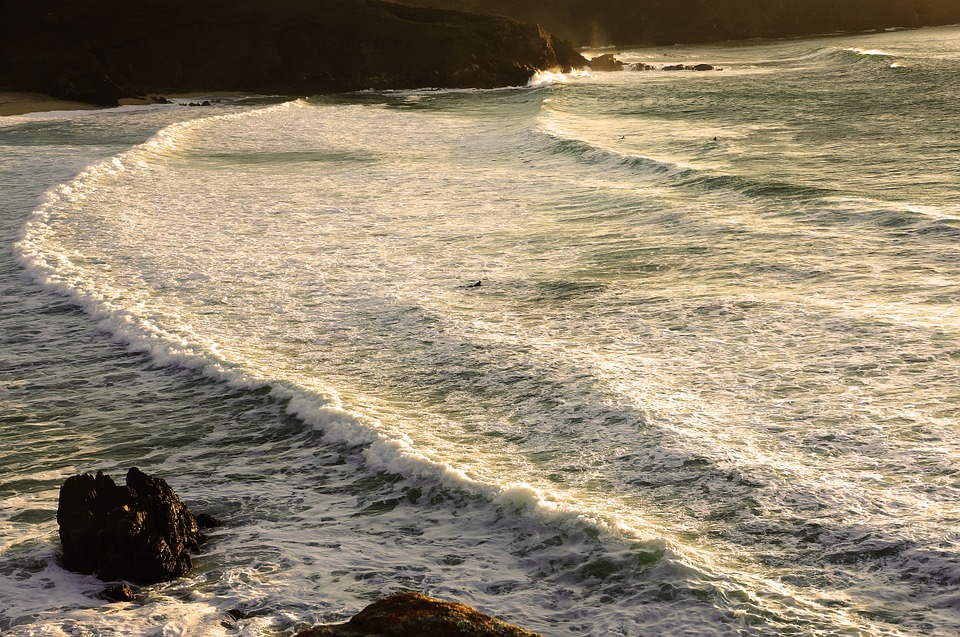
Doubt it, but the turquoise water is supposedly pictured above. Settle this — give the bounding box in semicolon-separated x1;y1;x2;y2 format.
2;26;960;636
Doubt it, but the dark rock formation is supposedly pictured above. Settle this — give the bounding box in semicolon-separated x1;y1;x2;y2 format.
400;0;960;46
97;583;138;603
0;0;586;106
660;63;717;71
57;468;205;584
585;53;624;72
195;512;223;528
295;592;541;637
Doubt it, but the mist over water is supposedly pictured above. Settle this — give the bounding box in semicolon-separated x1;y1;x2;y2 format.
3;26;960;636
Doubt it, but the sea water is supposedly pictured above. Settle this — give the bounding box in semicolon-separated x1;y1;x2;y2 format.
2;25;960;637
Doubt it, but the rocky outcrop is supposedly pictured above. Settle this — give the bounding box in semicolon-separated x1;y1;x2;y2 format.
57;468;205;584
585;53;624;72
295;593;542;637
586;57;718;72
660;63;717;71
98;583;138;603
399;0;960;46
0;0;586;106
57;471;540;633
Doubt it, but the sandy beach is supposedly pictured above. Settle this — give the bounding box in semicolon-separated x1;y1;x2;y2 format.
0;92;267;117
0;92;110;117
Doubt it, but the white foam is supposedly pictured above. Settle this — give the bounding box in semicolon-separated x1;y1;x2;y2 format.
527;70;571;88
10;71;960;635
848;47;894;56
13;107;654;556
527;69;591;88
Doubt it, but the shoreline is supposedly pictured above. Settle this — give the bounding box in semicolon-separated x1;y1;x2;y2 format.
0;92;259;117
5;23;955;118
0;92;105;117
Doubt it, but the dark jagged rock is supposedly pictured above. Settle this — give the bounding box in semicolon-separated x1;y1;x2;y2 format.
57;468;205;584
585;53;624;72
195;512;223;528
625;62;717;72
660;63;718;71
295;592;542;637
0;0;586;106
97;583;138;603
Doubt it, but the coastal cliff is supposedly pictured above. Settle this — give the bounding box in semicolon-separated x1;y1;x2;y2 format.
0;0;586;106
398;0;960;46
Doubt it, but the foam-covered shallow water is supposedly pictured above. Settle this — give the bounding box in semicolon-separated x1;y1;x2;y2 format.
3;26;960;637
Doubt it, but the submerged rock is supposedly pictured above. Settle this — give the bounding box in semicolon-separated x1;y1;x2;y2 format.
296;592;542;637
647;63;717;72
97;583;138;603
195;512;223;528
57;467;205;584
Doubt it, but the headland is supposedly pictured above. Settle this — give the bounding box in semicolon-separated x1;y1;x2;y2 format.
0;0;586;109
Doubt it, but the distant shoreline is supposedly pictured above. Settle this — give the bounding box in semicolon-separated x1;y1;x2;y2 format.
5;22;957;118
0;92;259;117
0;0;585;110
0;92;103;117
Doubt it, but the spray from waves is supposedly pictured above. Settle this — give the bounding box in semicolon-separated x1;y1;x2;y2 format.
527;68;592;88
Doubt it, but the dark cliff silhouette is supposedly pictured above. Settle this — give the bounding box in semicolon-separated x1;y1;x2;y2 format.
399;0;960;46
0;0;586;106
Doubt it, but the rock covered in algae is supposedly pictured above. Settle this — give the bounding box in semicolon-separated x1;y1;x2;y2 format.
295;592;542;637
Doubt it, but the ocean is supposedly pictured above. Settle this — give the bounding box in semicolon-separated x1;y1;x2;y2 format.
2;25;960;637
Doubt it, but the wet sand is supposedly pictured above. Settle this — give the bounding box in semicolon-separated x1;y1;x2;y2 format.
0;92;107;116
0;92;256;117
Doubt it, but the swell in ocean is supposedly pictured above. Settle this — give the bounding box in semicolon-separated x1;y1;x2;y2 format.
10;102;830;635
4;25;960;637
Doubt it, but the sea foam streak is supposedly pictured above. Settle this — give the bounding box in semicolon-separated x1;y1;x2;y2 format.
8;31;960;632
14;102;667;547
11;99;922;637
